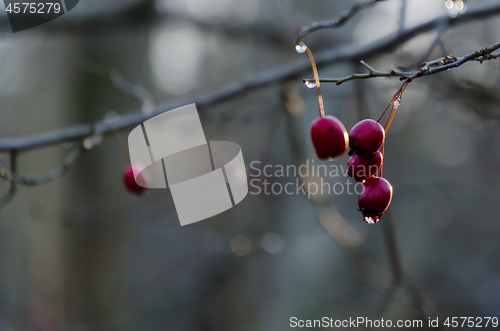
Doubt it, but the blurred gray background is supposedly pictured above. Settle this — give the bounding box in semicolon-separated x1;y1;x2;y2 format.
0;0;499;330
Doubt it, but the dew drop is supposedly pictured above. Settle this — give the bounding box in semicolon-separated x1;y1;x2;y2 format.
304;80;317;89
83;138;94;150
364;216;379;224
393;98;401;109
295;42;307;54
83;133;103;150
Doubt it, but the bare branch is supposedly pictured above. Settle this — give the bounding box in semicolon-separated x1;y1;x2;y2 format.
417;20;449;67
477;51;499;63
296;0;386;44
0;2;500;153
421;41;500;76
80;65;156;114
304;60;413;85
0;144;85;187
304;41;500;85
108;71;155;114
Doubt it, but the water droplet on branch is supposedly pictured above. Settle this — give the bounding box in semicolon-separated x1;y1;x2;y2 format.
295;42;307;54
393;97;401;109
304;80;317;89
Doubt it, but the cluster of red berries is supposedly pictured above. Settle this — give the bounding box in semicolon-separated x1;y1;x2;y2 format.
311;116;393;223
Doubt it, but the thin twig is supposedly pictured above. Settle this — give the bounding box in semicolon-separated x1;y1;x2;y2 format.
304;41;500;86
296;0;387;44
108;71;155;114
1;2;500;153
80;65;156;114
417;21;449;67
0;144;85;186
420;41;500;76
304;60;413;85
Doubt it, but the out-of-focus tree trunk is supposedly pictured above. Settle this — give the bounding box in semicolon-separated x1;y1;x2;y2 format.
61;2;153;330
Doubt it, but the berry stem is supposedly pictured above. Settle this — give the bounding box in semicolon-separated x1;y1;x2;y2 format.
379;142;385;177
377;80;411;131
377;79;410;178
303;43;325;117
376;100;393;124
384;80;410;132
103;120;130;161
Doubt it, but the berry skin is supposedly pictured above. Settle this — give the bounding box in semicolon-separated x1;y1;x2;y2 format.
349;119;385;156
348;151;383;182
358;177;393;224
310;115;349;160
123;164;147;195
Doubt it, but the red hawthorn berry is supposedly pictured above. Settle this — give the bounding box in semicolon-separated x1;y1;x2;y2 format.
123;164;147;195
358;177;393;224
348;119;385;156
310;115;349;160
347;151;383;182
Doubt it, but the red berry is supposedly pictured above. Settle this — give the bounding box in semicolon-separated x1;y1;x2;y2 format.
310;115;349;160
358;177;393;224
348;151;383;182
123;164;147;195
349;119;385;156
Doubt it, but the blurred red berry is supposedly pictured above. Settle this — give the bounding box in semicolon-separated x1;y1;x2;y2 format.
348;151;383;182
123;164;146;195
349;119;385;156
310;115;349;160
358;177;393;224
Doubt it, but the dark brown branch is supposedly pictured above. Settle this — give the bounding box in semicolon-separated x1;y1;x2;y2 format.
304;60;413;85
305;41;500;85
1;1;500;153
421;41;500;76
296;0;387;45
0;144;85;186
